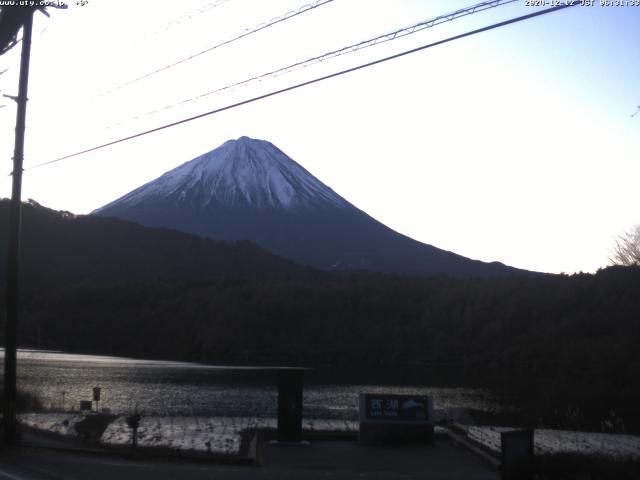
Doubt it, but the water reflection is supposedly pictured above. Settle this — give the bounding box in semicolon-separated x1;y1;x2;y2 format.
2;349;502;419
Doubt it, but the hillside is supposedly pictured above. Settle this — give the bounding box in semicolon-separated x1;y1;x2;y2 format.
0;199;316;289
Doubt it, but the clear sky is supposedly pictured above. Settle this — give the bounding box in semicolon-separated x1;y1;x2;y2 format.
0;0;638;274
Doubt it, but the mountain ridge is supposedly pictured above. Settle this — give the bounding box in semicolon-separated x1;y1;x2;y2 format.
94;136;533;278
0;199;316;289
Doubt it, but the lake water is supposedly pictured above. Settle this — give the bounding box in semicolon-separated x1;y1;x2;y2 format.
4;349;502;420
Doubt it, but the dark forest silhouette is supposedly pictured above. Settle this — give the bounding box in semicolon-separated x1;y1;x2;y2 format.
1;200;639;432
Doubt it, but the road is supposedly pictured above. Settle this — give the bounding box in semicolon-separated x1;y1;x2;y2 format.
0;439;499;479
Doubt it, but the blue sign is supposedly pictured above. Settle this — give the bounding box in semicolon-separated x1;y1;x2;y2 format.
362;394;432;422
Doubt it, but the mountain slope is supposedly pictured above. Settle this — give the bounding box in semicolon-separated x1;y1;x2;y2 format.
0;199;314;289
94;136;529;278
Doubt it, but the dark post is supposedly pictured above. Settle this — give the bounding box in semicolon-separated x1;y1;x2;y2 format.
277;369;304;442
126;414;141;450
132;424;138;449
501;429;534;480
93;386;101;412
3;9;34;446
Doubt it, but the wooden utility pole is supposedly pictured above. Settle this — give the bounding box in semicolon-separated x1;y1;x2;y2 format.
3;8;34;446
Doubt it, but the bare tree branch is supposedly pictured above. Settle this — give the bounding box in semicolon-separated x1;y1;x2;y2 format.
610;225;640;266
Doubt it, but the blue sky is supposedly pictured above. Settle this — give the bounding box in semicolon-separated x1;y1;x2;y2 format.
0;0;638;274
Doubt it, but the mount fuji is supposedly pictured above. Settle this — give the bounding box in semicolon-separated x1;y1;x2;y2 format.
93;136;525;278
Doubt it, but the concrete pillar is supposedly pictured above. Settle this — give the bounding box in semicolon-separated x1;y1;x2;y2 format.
277;369;304;442
501;429;534;480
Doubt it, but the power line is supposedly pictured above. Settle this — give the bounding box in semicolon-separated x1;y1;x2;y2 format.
153;0;231;33
143;0;232;40
111;0;519;128
25;3;577;173
98;0;334;97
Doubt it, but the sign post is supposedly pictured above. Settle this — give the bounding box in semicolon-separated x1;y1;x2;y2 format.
93;386;101;412
358;393;434;445
126;414;141;450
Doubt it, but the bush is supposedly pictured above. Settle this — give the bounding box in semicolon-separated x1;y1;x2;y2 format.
0;389;43;413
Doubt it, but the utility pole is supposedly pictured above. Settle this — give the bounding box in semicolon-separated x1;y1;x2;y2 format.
3;8;34;446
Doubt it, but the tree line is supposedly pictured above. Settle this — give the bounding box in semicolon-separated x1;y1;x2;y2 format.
1;200;639;432
5;266;640;433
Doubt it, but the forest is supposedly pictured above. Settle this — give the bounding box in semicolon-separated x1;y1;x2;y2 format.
1;200;639;432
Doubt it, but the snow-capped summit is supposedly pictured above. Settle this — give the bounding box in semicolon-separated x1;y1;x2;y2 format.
94;137;527;278
96;137;348;213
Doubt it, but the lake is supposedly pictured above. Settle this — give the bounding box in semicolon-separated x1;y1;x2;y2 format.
7;350;640;461
3;349;502;420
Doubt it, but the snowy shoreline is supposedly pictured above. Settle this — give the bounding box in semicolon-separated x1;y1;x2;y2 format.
19;413;640;460
19;413;358;456
464;425;640;461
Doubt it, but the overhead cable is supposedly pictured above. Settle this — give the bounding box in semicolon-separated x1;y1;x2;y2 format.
144;0;232;39
108;0;519;128
99;0;334;97
25;4;577;172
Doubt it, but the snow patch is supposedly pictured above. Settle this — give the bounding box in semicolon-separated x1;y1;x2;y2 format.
20;414;639;460
19;413;84;437
466;425;640;460
100;416;359;455
94;136;350;213
101;416;244;455
20;413;357;457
